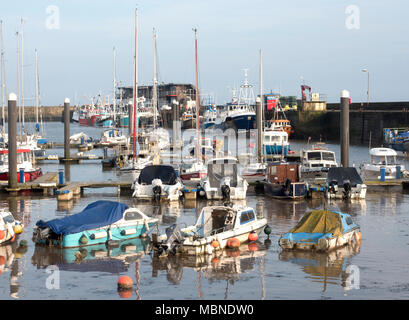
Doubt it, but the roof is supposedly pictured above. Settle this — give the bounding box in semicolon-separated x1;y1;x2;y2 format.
369;148;397;156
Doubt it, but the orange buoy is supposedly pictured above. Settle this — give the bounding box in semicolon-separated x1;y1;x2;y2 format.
0;256;5;265
0;230;4;240
117;275;133;290
248;232;258;242
118;289;133;299
248;242;258;252
226;237;240;249
211;240;219;248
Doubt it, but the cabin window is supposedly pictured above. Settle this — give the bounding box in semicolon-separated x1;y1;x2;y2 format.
240;210;255;225
264;135;270;142
345;216;353;225
125;211;143;221
2;214;14;224
307;152;322;160
322;152;335;161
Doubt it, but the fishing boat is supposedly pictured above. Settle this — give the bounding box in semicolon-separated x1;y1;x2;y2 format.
300;143;338;180
202;103;217;129
0;209;23;245
32;200;158;248
0;148;42;182
263;129;289;156
181;112;195;130
279;209;361;252
153;204;267;256
199;156;248;200
131;165;184;201
360;147;406;180
263;162;307;199
325;167;367;199
100;128;127;146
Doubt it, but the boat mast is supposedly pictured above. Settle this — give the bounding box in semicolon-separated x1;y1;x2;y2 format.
132;7;138;158
193;28;201;164
20;18;25;133
113;46;116;125
35;49;39;129
0;20;5;147
152;27;158;132
16;31;21;138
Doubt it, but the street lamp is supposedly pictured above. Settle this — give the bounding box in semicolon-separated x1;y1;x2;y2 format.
362;69;369;108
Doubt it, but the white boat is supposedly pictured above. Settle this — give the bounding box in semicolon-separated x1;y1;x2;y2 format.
179;161;207;186
300;144;338;181
325;167;367;199
131;165;184;201
119;156;153;172
0;147;43;182
263;129;289;156
241;162;266;184
153;204;267;256
100;128;127;146
0;209;23;245
200;156;248;200
69;132;92;146
360;147;406;180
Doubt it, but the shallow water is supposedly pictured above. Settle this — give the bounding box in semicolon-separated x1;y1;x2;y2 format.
0;122;409;300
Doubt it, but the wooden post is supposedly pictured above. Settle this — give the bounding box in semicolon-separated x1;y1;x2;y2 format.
340;90;350;167
8;93;17;189
64;98;70;160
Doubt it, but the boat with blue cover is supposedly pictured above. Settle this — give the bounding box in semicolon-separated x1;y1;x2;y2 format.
279;209;361;252
32;200;158;248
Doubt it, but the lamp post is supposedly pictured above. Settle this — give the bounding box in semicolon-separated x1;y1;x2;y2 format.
362;69;369;108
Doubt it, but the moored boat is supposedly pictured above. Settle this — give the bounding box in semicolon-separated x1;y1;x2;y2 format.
0;210;24;245
153;204;267;256
0;148;42;182
32;200;158;248
279;209;361;252
325;167;367;199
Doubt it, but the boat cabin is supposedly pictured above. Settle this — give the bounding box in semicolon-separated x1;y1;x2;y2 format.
266;162;300;184
302;147;337;170
369;148;398;165
207;157;238;188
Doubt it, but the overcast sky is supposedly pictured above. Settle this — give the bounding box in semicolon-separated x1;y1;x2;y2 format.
0;0;408;106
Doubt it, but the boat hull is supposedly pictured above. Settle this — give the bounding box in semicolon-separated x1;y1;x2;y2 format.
263;144;290;156
263;181;307;199
230;114;256;130
34;222;157;248
0;169;42;183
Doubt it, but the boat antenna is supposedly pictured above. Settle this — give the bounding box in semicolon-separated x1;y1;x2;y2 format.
0;20;6;147
193;27;201;164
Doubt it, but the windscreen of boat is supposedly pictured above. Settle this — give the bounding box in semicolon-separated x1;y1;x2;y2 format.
326;167;363;187
138;165;177;185
322;152;335;161
371;155;397;165
307;152;322;160
208;164;238;188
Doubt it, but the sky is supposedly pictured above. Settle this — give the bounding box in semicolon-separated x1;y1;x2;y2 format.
0;0;408;106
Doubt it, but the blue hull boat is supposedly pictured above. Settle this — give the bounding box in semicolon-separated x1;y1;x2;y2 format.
279;209;361;252
32;200;158;248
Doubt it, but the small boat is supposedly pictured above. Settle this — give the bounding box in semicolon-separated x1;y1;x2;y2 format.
263;162;307;199
131;165;184;201
199;156;248;200
0;210;23;245
179;161;207;186
100;128;127;146
263;129;289;156
241;162;266;184
279;209;361;252
153;204;267;256
32;200;158;248
0;148;43;182
300;143;338;181
69;132;92;146
181;112;195;130
325;167;367;199
360;147;406;180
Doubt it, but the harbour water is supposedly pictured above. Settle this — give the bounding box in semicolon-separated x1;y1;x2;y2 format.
1;122;409;300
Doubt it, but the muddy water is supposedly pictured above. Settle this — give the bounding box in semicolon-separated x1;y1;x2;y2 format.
0;123;408;300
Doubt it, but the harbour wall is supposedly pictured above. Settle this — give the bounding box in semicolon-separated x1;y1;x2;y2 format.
1;106;68;122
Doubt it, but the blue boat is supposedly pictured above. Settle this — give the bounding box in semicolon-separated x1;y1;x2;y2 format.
32;200;158;248
279;209;361;252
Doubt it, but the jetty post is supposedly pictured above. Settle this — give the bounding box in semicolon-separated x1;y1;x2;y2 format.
340;90;350;167
256;96;262;163
64;98;70;161
8;93;17;190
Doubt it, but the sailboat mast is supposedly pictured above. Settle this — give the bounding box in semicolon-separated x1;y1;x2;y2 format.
152;27;158;131
0;20;5;146
16;31;21;138
259;49;263;127
132;7;138;157
193;28;200;164
35;49;39;126
113;46;116;124
20;18;25;132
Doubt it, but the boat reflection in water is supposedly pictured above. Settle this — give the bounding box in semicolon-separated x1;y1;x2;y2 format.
0;242;28;299
279;242;361;292
151;242;267;298
31;237;152;273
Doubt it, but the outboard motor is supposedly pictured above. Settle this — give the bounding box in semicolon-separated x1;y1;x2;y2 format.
221;184;231;199
152;185;162;202
342;179;351;199
329;179;338;194
155;224;184;255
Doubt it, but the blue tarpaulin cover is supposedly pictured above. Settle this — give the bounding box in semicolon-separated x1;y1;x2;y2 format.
36;201;128;235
